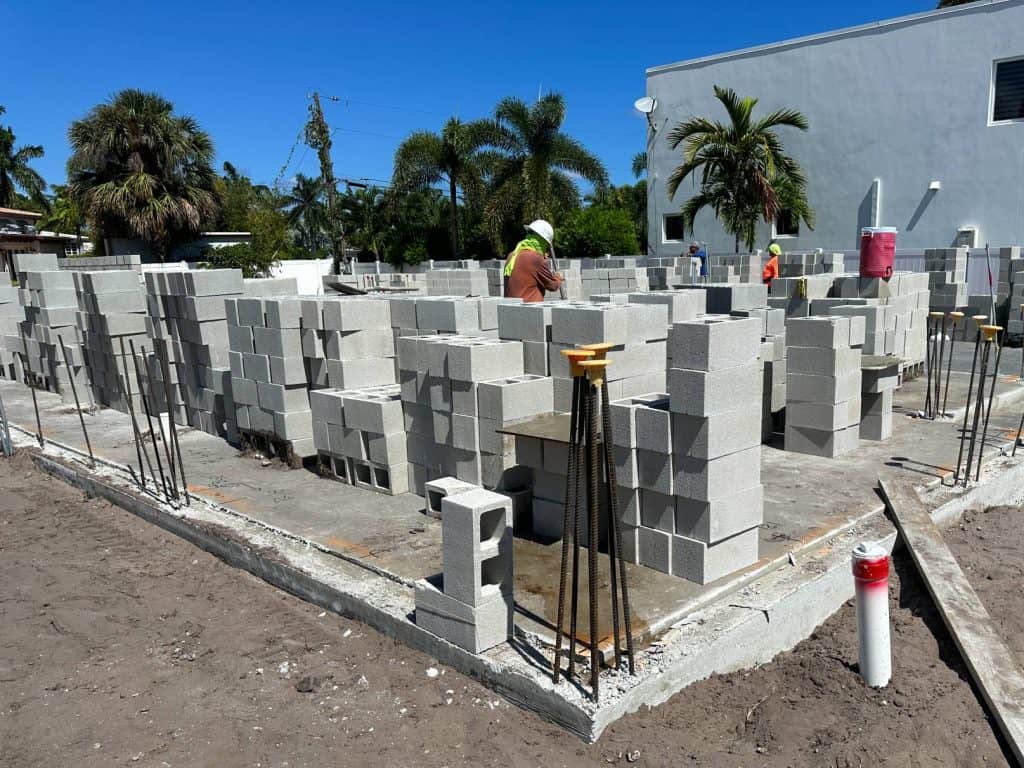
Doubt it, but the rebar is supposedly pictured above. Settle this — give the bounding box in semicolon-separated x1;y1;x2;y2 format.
1013;410;1023;458
923;316;934;418
156;340;191;505
935;314;947;416
132;342;172;501
118;337;151;490
941;314;961;416
976;333;1003;482
552;376;581;684
954;325;983;484
57;334;94;468
568;383;586;681
963;340;992;487
586;380;600;701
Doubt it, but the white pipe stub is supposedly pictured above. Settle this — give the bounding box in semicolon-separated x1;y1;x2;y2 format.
852;541;892;688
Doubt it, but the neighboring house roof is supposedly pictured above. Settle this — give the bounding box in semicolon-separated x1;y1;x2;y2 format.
647;0;1020;75
0;207;43;219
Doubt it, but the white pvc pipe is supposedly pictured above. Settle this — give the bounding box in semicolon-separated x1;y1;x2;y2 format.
853;542;891;688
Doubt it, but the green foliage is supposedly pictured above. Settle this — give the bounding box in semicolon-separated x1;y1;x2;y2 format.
631;151;647;179
67;89;218;259
555;206;639;260
383;187;450;269
37;184;86;241
667;85;812;252
587;180;647;253
281;173;328;255
0;105;48;209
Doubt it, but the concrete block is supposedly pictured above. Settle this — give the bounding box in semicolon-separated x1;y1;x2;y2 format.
669;316;761;371
441;488;513;605
414;575;513;653
787;371;861;404
322;298;391;331
228;324;254;354
476;374;554;423
617;487;640;527
638;527;672;574
343;390;403;434
862;388;893;416
497;302;552;342
550;304;628;346
515;435;544;469
300;298;323;330
256;381;309;412
673;446;761;502
268;355;307;386
273;409;314;440
242;352;271;383
522;340;548;375
786;398;861;431
424;476;477;520
703;283;768;313
532;498;564;540
668;362;761;417
309;388;346;425
628;289;706;323
862;362;900;393
264;297;303;329
541;440;569;475
326;358;395;390
785;316;852;349
860;410;893;441
675;484;764;544
236;298;265;327
626;302;669;343
326;329;395;360
787;345;861;376
671;411;761;460
613;445;639;488
639;489;674;533
253;327;301;357
671;527;759;585
634;398;672;453
636;449;673;495
183;269;243;296
784;423;860;458
447;339;523;382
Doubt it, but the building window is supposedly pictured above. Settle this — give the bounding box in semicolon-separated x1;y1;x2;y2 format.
774;209;799;238
992;57;1024;122
663;214;685;242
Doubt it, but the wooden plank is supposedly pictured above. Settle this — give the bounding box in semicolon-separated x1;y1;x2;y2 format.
879;474;1024;765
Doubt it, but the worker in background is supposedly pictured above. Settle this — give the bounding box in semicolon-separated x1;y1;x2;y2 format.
504;219;562;303
762;242;782;286
686;241;707;281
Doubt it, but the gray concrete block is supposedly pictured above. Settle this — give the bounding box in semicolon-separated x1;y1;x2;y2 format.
787;371;861;404
784;423;860;458
414;574;513;653
268;355;307;386
636;449;673;495
633;397;672;453
273;409;314;440
786;397;861;431
640;489;674;533
787;346;861;376
228;324;254;354
618;487;640;527
451;380;478;416
673;446;761;502
675;484;763;544
253;327;301;357
230;377;258;406
441;488;513;606
671;526;759;585
301;298;323;330
257;381;309;412
532;498;564;540
184;269;243;296
242;352;271;383
704;283;768;313
236;298;265;327
416;297;480;333
613;445;639;488
264;297;304;329
447;339;523;382
541;440;569;475
626;302;669;343
322;297;391;331
628;289;706;323
859;410;893;441
432;411;453;445
451;413;480;451
326;358;395;390
671;410;761;460
326;329;395;360
497;302;552;341
861;388;893;417
309;388;346;425
476;374;554;423
668;362;761;417
550;304;628;346
862;363;900;393
424;476;477;519
785;316;852;349
342;389;403;434
638;527;672;574
522;340;548;375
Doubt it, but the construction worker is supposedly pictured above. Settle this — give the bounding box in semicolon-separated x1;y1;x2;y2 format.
762;242;782;286
686;241;707;280
503;219;563;303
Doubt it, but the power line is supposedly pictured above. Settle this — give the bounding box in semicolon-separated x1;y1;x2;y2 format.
320;94;447;118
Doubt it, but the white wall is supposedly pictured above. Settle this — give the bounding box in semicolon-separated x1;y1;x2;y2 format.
646;0;1024;256
270;258;334;295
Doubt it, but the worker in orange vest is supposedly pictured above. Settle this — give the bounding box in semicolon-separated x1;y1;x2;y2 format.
762;242;782;286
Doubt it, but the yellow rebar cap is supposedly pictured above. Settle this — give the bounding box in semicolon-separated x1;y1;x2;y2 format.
560;348;595;377
949;311;964;320
928;311;945;319
578;358;611;384
980;324;1001;342
973;314;989;326
579;342;615;360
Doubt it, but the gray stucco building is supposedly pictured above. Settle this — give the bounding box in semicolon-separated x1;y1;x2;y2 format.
645;0;1024;257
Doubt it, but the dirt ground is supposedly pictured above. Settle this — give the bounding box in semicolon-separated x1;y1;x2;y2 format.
1;451;1019;767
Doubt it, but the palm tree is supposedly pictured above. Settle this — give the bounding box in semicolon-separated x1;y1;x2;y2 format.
482;93;608;245
631;151;647;179
392;117;489;259
340;186;389;260
67;89;219;259
37;185;86;247
666;86;812;252
0;106;47;209
282;174;327;254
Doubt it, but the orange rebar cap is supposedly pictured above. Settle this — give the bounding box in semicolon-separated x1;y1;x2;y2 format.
560;348;595;377
578;358;611;385
579;342;615;360
980;324;1002;342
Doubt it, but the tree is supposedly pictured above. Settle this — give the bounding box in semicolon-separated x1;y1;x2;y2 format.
339;186;390;260
666;85;812;252
631;151;647;179
0;105;47;209
37;185;86;246
555;206;639;260
67;89;219;259
392;117;490;259
384;187;449;269
281;173;328;255
586;181;647;253
482;93;608;248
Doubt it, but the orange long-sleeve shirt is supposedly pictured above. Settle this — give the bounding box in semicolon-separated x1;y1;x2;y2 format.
504;248;562;303
762;255;779;285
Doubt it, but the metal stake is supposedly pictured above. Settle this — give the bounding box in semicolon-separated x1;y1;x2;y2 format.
18;326;43;447
57;335;93;468
976;326;1003;482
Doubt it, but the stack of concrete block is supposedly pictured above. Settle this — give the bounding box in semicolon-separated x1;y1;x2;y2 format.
708;253;759;283
778;251;845;277
785;316;862;458
1008;258;1024;338
548;302;668;412
925;247;968;312
226;293;315;457
426;268;491;297
578;267;649;299
729;306;787;438
415;488;513;653
16;268;87;402
662;315;763;584
58;254;142;273
548;264;583;300
627;289;707;325
996;247;1024;331
144;269;248;437
298;296;396;392
325;272;426;294
0;283;24;379
767;274;834;317
860;359;899;441
73;270;147;414
639;256;687;289
497;302;551;375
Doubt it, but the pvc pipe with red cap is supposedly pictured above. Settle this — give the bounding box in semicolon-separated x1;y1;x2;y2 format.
853;542;891;688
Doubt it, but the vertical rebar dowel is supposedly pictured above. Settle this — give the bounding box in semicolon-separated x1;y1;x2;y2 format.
941;314;961;416
148;344;179;499
964;341;991;487
18;326;44;447
1012;410;1023;458
600;392;623;671
976;335;1003;482
568;382;586;681
954;326;983;484
586;381;601;701
156;340;190;505
118;337;151;490
923;317;934;418
600;383;635;674
552;376;582;683
130;341;171;501
57;335;94;468
935;314;947;416
0;395;12;456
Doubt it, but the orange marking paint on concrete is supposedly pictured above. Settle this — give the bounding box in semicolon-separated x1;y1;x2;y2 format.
187;484;245;505
323;536;374;559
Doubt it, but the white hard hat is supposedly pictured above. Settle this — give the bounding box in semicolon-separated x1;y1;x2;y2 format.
525;219;554;245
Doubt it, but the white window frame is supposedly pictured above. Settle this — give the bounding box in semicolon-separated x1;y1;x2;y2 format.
988;55;1024;126
771;211;799;240
662;213;686;243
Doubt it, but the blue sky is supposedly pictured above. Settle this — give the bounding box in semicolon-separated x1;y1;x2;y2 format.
4;0;934;193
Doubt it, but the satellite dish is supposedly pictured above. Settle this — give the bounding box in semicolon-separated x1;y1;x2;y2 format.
634;96;657;114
